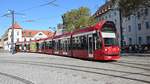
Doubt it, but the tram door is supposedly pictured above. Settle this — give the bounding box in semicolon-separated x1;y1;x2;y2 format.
88;34;94;58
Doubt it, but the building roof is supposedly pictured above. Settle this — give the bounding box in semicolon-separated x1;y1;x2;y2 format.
9;22;22;29
94;0;113;17
22;30;53;37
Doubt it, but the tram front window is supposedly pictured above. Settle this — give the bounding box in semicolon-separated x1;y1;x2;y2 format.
104;38;118;46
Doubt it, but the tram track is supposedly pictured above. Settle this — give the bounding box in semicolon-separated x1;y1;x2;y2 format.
110;62;150;71
117;61;150;67
2;56;150;70
0;59;150;83
0;71;34;84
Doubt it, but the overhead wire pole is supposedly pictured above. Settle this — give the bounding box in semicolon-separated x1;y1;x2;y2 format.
2;10;25;54
3;10;16;54
10;10;15;54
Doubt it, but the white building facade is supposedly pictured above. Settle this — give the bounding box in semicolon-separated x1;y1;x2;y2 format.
1;22;53;51
94;1;150;52
94;1;121;46
122;7;150;46
1;23;23;51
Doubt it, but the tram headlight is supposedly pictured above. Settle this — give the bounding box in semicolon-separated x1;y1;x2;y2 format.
104;48;108;52
117;47;120;51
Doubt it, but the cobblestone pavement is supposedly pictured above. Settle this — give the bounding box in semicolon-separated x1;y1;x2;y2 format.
0;52;150;84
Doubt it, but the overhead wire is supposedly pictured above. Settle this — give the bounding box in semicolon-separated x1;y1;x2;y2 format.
20;0;58;12
18;0;59;23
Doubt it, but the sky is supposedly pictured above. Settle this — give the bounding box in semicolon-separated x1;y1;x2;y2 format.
0;0;106;37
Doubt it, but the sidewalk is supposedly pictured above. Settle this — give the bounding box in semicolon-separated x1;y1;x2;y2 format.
121;53;150;57
0;49;9;53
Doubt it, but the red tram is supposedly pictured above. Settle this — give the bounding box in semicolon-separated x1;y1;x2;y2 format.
16;20;120;61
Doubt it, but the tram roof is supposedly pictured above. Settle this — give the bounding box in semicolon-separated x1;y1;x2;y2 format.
53;32;72;39
25;20;114;41
72;20;107;35
52;20;113;39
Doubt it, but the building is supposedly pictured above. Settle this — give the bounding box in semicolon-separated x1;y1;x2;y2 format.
122;7;150;47
22;30;53;42
0;38;3;48
1;22;53;51
94;0;150;52
1;22;23;51
55;23;65;36
93;0;121;45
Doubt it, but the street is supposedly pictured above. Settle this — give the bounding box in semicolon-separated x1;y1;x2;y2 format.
0;51;150;84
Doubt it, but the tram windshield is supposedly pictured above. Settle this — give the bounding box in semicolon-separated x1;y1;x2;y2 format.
104;38;118;46
101;32;118;46
101;22;118;46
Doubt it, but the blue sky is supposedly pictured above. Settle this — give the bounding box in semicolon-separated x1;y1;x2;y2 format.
0;0;106;37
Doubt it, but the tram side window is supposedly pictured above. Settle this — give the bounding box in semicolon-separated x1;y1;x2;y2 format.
73;37;78;49
44;42;49;49
80;36;87;50
76;37;80;49
58;40;63;50
52;41;54;49
60;40;62;50
63;40;66;51
61;40;63;50
66;39;70;51
41;42;45;49
54;41;58;51
58;40;61;50
40;43;43;49
72;37;76;49
48;41;52;49
39;43;41;49
93;33;102;50
62;40;64;51
68;38;71;50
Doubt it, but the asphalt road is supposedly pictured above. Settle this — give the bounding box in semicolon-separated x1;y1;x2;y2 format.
0;52;150;84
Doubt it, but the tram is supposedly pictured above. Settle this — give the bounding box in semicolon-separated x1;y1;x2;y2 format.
16;20;120;61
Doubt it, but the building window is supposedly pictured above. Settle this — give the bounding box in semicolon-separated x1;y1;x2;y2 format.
114;12;116;16
105;16;107;19
115;19;117;23
128;16;130;20
138;37;142;44
17;32;19;35
145;8;148;16
39;33;42;35
129;38;132;45
17;38;19;42
138;23;141;31
96;18;99;22
137;12;140;19
145;22;149;29
146;36;150;45
128;25;131;32
109;14;111;18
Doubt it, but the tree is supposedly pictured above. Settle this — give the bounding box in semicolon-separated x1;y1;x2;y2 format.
112;0;150;16
62;7;96;32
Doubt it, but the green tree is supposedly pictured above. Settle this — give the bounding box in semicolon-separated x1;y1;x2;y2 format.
62;7;96;32
112;0;150;16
